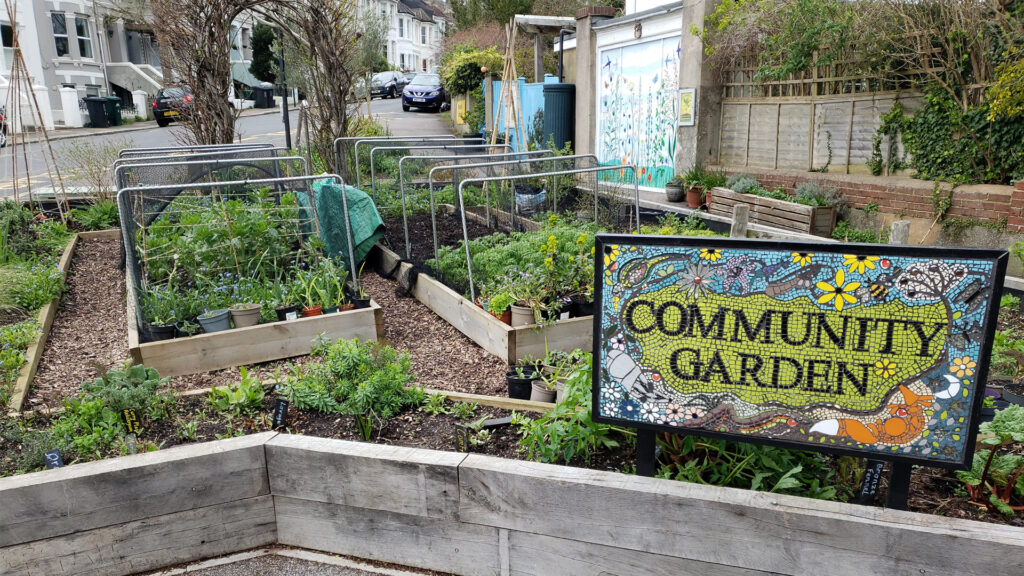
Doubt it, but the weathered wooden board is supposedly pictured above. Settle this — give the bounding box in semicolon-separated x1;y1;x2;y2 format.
719;103;749;166
777;103;812;169
511;315;592;363
746;104;780;169
458;454;1024;576
0;432;275;548
8;234;79;414
709;187;836;236
414;266;514;359
274;496;499;576
265;435;465;519
508;531;766;576
127;295;382;378
0;496;277;576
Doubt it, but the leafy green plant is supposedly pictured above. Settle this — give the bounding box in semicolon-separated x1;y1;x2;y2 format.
0;320;38;405
421;392;450;416
71;200;119;230
794;182;846;214
6;264;65;311
655;433;847;500
452;401;477;419
465;416;493;446
516;352;622;464
208;367;266;417
831;220;887;244
956;405;1024;515
1001;294;1021;311
177;418;200;441
81;364;174;419
725;174;759;194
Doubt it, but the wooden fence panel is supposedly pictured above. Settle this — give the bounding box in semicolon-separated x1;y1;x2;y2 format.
746;104;779;168
719;103;749;166
777;103;812;169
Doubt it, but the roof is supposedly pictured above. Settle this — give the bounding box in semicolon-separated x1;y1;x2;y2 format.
398;0;440;22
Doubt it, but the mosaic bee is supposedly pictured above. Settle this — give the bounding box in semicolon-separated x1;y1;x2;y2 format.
855;266;902;304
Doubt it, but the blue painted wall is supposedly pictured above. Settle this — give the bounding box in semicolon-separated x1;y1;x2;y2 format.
487;74;559;152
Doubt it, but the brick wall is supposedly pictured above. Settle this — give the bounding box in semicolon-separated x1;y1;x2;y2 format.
724;168;1023;231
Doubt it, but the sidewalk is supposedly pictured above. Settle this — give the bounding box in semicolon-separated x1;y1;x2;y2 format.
12;107;282;145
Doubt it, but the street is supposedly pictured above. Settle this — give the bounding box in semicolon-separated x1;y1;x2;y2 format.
0;96;448;199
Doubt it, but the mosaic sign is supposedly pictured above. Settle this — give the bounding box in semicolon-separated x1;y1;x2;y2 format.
592;236;1007;468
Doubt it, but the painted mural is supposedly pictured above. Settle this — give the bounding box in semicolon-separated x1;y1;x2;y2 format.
594;236;1007;467
597;36;680;189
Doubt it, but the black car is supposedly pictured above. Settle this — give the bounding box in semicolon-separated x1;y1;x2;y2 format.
153;86;192;127
370;71;408;99
402;73;446;112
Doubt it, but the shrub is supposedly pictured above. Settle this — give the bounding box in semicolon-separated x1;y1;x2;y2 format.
71;200;119;230
794;181;847;216
725;174;759;193
208;367;266;417
6;264;65;311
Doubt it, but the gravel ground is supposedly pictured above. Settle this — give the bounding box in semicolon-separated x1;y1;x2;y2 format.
29;236;132;407
184;556;402;576
361;270;508;395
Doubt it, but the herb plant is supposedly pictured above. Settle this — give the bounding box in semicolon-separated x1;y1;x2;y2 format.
208;367;266;417
957;405;1024;516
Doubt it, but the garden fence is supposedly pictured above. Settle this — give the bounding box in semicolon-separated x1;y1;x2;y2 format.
455;164;640;301
391;149;555;259
118;142;274;158
368;142;507;198
114;156;309;192
117;174;350;331
332;135;457;187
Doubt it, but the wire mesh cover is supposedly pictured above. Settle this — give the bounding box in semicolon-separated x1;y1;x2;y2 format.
112;147;290;173
118;175;336;334
118;142;274;158
115;156;308;194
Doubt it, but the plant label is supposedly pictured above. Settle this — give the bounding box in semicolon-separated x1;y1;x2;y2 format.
125;434;138;455
594;236;1007;469
44;449;64;469
857;459;886;505
272;399;289;428
286;311;298;321
122;408;140;435
454;426;469;452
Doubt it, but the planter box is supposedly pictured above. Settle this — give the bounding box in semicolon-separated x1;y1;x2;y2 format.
708;186;836;236
373;242;590;364
126;278;384;378
3;433;1022;576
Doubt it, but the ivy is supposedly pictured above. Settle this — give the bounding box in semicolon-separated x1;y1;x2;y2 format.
439;44;503;95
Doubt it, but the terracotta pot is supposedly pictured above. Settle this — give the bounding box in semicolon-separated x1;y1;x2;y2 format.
301;305;323;317
338;302;355;311
489;309;512;325
510;304;534;327
686;186;703;209
229;303;261;328
530;379;556;403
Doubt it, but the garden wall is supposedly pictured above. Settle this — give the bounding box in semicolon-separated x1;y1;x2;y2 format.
3;433;1024;576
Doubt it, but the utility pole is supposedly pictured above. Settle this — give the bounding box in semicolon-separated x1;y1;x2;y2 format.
276;27;291;150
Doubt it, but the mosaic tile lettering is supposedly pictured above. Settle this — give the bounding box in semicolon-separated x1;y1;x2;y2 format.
594;236;1007;467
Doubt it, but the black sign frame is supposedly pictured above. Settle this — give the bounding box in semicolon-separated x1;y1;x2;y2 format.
591;234;1007;470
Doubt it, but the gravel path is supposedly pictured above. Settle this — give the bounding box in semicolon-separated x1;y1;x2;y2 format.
29;236;131;408
361;271;508;395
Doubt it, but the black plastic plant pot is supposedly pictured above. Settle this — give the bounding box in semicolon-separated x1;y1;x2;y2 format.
507;370;537;400
981;399;1011;423
569;298;595;318
352;298;371;309
1002;384;1024;406
275;304;299;321
143;322;177;342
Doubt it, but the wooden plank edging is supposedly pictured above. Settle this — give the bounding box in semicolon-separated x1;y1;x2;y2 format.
8;234;80;415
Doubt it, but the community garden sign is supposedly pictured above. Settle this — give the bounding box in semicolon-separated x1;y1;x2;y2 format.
593;236;1007;468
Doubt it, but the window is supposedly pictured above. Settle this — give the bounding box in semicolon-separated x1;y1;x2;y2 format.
51;13;69;57
1;23;13;71
420;26;426;44
398;18;403;38
85;84;100;97
400;53;405;67
75;16;92;59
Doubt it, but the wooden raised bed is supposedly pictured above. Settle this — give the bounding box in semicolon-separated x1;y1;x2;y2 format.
3;433;1022;576
373;243;591;364
708;186;836;236
126;281;384;379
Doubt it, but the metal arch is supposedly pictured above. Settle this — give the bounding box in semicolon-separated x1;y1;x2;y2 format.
112;147;290;171
368;142;502;198
454;164;640;301
396;149;554;259
118;143;273;158
333;135;459;187
426;154;599;274
114;156;309;194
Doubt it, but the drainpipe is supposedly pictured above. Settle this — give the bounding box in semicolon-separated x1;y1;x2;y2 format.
557;29;572;83
93;2;110;94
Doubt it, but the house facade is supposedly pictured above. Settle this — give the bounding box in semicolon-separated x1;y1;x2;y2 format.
359;0;448;73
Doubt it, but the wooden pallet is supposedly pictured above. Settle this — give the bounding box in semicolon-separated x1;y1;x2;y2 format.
707;186;836;236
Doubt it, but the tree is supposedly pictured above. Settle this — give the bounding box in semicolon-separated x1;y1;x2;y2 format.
151;1;277;144
249;23;277;83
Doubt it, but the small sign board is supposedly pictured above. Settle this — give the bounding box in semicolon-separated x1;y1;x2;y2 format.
44;449;64;469
122;408;140;435
592;236;1006;468
857;459;886;504
272;399;289;429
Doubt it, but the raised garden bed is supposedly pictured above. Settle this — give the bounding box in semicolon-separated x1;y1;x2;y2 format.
708;185;836;236
2;433;1021;576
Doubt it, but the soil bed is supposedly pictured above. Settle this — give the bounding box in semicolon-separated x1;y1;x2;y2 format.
381;212;501;265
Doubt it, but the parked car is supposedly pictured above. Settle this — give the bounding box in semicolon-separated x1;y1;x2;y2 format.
153;86;192;127
402;73;447;113
370;71;408;99
403;72;418;84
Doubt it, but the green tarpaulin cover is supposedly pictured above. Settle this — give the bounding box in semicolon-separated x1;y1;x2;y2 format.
300;180;384;270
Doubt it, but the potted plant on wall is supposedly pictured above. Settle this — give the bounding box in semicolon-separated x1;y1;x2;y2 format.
681;164;708;209
350;262;371;309
487;291;514;325
229;303;261;328
197;308;232;332
139;286;179;341
665;174;686;203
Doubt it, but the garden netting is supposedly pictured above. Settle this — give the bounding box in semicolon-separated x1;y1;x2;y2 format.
114;156;308;195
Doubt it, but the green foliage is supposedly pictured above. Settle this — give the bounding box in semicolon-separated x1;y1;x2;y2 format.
639;212;722;238
956;405;1024;515
0;201;36;262
992;330;1024;380
52;365;174;460
0;320;38;407
208;367;266;417
452;401;477;419
725;174;759;193
831;220;887;244
5;263;66;311
71;200;119;231
656;433;848;500
516;353;621;464
463;86;487;133
794;181;846;215
439;44;503;94
250;23;277;83
281;338;423;439
1000;294;1021;311
894;91;1024;185
420;392;450;416
989;49;1024;120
